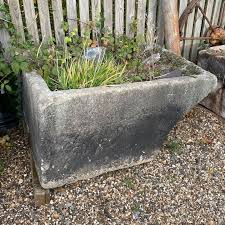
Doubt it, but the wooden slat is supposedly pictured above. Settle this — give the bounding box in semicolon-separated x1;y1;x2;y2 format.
221;1;225;26
147;0;157;34
37;0;52;42
23;0;39;43
182;1;195;59
218;0;225;26
52;0;65;45
0;0;10;53
190;0;206;61
179;0;188;56
137;0;147;35
157;0;164;46
201;0;214;35
103;0;113;33
91;0;101;22
212;0;222;25
66;0;77;33
115;0;124;35
79;0;90;36
126;0;135;37
7;0;25;40
91;0;101;38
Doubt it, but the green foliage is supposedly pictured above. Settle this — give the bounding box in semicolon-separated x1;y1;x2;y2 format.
50;53;126;90
0;2;159;94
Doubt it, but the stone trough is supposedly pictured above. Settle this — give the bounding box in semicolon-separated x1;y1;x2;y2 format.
198;45;225;118
23;51;217;189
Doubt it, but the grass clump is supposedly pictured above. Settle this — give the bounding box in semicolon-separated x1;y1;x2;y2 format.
123;176;135;189
166;139;183;154
49;53;126;90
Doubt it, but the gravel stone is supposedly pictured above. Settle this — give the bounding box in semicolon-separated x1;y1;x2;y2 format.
0;106;225;224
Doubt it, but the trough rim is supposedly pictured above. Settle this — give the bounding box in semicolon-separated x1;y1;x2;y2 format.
23;67;217;96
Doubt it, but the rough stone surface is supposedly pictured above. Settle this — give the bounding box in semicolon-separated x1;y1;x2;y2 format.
198;46;225;118
22;55;217;189
198;45;225;81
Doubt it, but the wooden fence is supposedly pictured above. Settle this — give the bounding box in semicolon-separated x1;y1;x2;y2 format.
1;0;225;62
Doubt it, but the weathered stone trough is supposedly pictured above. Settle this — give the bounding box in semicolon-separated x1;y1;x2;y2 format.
198;45;225;118
23;52;217;189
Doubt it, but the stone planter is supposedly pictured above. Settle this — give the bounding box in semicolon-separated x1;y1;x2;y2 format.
23;53;217;189
198;45;225;118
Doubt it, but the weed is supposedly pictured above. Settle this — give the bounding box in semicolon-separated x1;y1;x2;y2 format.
131;204;141;213
123;177;135;189
0;159;4;175
166;139;183;154
50;52;127;90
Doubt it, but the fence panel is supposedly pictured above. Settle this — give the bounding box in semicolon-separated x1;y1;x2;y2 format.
3;0;224;61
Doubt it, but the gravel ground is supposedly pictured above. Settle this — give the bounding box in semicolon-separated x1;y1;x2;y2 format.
0;106;225;225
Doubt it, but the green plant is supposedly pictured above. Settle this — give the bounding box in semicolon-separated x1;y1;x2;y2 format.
0;2;31;115
123;176;135;189
131;204;141;213
0;1;160;93
0;159;4;175
49;51;127;90
0;42;30;114
166;139;183;154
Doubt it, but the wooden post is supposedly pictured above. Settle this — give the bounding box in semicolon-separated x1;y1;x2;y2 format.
162;0;181;55
31;155;50;206
24;123;51;206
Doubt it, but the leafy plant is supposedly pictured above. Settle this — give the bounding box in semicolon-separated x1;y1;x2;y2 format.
0;1;160;94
